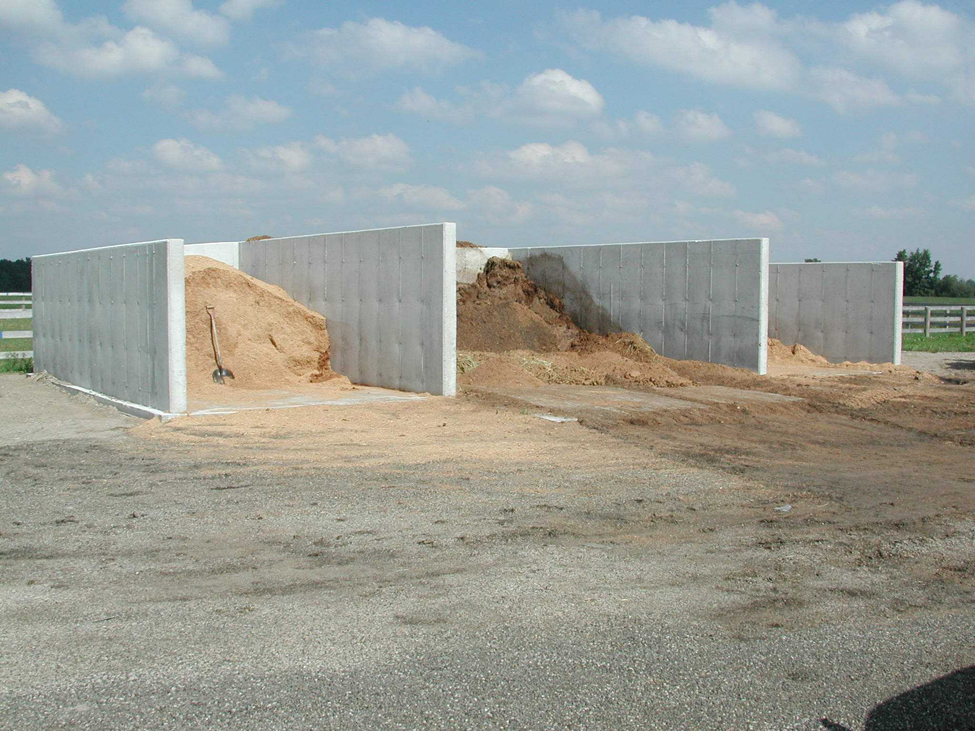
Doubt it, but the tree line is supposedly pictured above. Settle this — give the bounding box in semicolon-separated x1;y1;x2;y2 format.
0;259;30;292
894;248;975;298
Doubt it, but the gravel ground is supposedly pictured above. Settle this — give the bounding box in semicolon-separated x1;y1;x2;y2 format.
0;377;972;730
901;351;975;382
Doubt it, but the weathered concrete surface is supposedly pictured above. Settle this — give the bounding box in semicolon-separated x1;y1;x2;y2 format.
510;239;769;374
32;239;187;414
769;262;903;365
240;224;457;396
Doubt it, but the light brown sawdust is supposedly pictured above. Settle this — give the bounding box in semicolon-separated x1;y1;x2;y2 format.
767;338;831;366
184;255;347;400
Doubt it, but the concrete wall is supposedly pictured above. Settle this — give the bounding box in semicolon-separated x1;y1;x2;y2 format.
769;262;903;365
239;223;457;396
32;239;187;415
509;239;769;374
184;241;239;268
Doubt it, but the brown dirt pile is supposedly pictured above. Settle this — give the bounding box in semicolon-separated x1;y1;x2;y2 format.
457;257;690;389
457;240;480;248
184;256;345;399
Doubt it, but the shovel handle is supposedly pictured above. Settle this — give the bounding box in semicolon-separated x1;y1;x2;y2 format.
205;306;225;371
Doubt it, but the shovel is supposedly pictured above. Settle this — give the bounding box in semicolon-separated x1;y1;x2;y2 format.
205;305;235;384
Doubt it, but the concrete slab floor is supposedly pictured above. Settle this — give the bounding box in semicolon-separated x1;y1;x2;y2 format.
187;385;425;417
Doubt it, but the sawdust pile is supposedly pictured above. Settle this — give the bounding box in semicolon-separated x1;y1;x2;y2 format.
184;256;345;399
457;257;691;388
767;338;831;366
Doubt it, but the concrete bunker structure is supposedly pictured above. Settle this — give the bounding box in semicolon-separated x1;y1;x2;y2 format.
32;227;903;419
32;224;457;418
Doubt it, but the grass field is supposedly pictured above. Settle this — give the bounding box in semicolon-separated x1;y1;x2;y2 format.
902;332;975;352
904;296;975;306
0;357;32;373
0;338;32;353
0;318;31;331
0;305;31;310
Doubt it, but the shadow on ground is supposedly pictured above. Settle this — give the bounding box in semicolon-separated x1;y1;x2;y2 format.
822;666;975;730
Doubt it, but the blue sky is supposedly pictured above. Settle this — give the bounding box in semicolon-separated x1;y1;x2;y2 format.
1;0;973;276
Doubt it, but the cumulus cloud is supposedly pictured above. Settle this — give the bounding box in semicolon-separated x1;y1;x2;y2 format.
397;87;474;125
809;67;902;113
243;142;310;173
0;89;63;134
466;186;533;224
379;184;465;210
219;0;281;22
186;95;291;131
315;133;412;171
398;69;603;128
733;209;784;231
763;148;825;167
1;164;63;197
142;83;185;109
833;169;919;192
123;0;230;46
152;138;222;172
557;7;802;91
303;18;482;75
674;109;732;142
754;110;801;138
949;195;975;212
0;1;224;79
857;205;926;219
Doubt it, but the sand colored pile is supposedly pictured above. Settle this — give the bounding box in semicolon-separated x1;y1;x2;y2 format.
767;338;831;366
457;240;480;248
457;257;691;389
184;256;346;399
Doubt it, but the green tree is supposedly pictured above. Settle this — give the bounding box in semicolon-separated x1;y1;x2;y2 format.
894;248;942;296
0;258;30;292
935;274;975;298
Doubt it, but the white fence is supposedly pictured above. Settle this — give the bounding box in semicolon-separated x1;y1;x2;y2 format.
903;305;971;337
0;292;32;360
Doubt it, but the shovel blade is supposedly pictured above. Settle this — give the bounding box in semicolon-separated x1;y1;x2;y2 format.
211;368;235;384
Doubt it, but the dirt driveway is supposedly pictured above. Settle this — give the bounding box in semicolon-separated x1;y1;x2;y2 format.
0;373;972;730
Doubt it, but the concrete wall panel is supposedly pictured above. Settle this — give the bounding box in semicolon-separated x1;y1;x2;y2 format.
33;239;186;414
239;224;456;395
768;262;902;365
511;239;768;373
183;241;239;268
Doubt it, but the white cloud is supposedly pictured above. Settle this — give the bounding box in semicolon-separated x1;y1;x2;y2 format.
142;83;185;109
733;209;784;231
0;89;63;134
243;142;310;173
152;138;222;172
558;8;802;91
315;133;411;171
399;69;603;128
764;148;825;167
669;162;736;197
2;164;63;197
124;0;230;46
949;195;975;212
379;184;465;210
32;24;223;79
754;110;801;138
809;67;901;113
397;87;473;125
796;177;826;195
219;0;281;22
505;69;603;124
305;18;482;74
674;109;732;142
186;95;291;130
467;186;532;224
833;169;919;192
857;205;925;219
836;2;970;81
905;90;941;105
